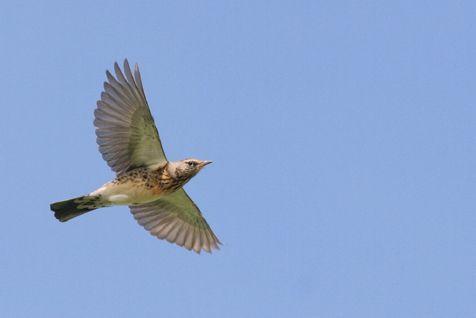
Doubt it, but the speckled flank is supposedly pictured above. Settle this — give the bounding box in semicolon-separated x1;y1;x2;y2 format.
112;165;182;194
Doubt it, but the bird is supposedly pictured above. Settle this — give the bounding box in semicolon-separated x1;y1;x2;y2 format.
50;59;221;253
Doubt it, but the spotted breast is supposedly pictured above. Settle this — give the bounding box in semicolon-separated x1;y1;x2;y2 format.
90;165;183;205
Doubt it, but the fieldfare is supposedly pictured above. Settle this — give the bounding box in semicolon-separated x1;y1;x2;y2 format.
50;60;220;253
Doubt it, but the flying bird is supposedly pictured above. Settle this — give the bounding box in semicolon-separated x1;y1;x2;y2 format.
50;60;220;253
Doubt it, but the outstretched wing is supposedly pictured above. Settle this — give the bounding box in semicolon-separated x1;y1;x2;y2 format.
130;189;221;253
94;59;167;175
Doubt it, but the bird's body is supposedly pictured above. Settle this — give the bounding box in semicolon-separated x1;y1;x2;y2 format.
50;60;220;253
92;166;169;206
91;162;206;206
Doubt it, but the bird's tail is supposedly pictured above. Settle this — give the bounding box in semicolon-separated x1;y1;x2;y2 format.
50;195;104;222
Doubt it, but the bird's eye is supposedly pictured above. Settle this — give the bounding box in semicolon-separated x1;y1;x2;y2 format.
187;161;196;167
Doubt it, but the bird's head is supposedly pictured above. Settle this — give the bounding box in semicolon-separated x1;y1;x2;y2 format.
167;158;212;180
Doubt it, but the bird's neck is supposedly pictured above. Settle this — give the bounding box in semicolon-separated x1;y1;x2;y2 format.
160;162;192;191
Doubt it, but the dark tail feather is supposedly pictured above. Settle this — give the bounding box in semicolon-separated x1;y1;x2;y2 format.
50;195;102;222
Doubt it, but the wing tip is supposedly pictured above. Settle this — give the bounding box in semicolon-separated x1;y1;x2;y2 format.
123;58;131;72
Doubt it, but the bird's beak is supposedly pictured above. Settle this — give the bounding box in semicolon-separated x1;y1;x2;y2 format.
201;160;212;167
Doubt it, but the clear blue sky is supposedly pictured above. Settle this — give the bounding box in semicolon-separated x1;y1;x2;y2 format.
0;1;474;317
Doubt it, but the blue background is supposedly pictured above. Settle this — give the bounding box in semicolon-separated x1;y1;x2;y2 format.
0;1;474;317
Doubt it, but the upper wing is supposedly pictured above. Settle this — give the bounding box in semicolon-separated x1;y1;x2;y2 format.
94;59;167;175
130;189;221;253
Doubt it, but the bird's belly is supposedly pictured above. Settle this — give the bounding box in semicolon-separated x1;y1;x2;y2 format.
91;181;163;205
